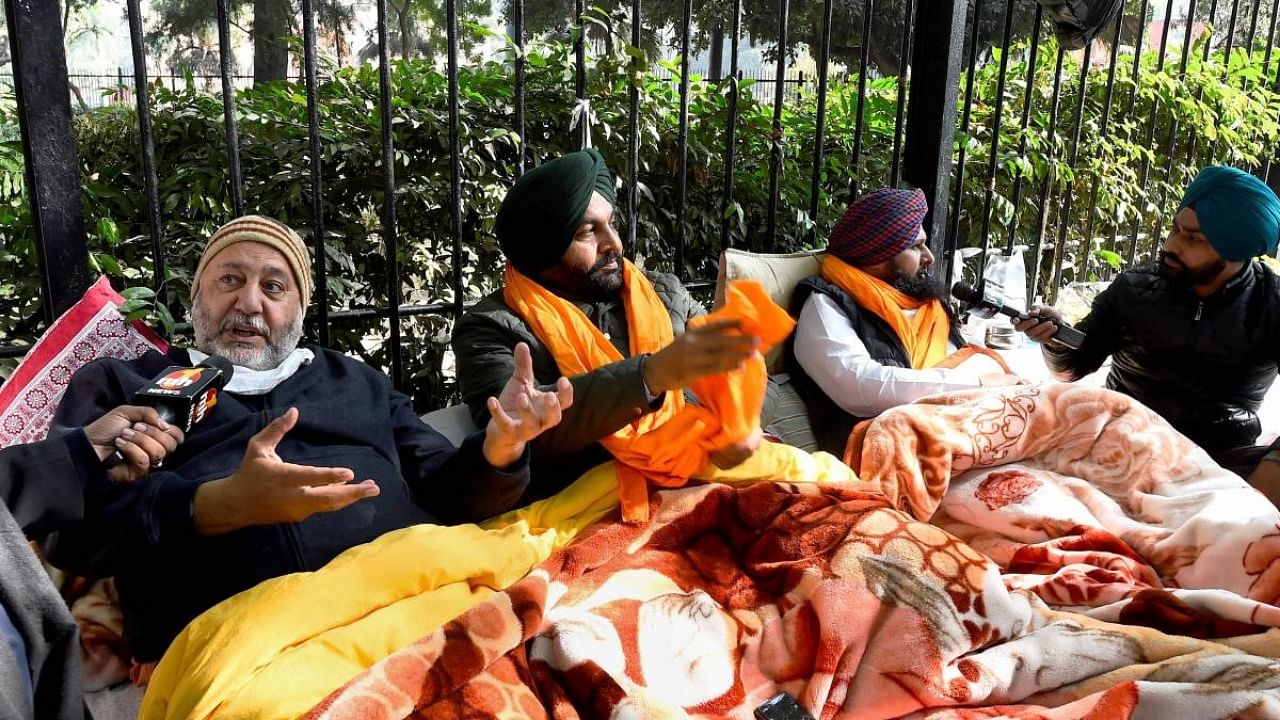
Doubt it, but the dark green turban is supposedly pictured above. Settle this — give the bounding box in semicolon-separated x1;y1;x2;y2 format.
496;148;617;275
1179;165;1280;262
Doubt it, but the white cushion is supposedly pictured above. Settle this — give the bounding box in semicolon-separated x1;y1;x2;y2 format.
420;404;479;447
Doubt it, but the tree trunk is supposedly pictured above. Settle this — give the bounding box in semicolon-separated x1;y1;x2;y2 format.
708;24;724;82
253;0;290;83
398;0;413;59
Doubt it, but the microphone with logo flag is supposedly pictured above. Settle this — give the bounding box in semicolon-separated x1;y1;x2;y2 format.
104;356;234;468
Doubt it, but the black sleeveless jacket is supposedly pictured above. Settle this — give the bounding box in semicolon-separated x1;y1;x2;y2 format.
784;276;965;456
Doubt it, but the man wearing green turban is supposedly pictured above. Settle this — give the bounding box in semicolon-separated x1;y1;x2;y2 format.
1015;165;1280;500
452;149;776;502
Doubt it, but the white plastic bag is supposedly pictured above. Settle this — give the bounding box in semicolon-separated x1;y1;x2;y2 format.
980;248;1027;348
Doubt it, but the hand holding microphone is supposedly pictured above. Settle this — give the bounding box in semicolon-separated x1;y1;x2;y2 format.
85;406;186;483
103;356;235;474
951;282;1086;350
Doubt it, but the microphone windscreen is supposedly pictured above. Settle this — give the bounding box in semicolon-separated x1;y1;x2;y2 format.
951;282;982;304
200;355;235;389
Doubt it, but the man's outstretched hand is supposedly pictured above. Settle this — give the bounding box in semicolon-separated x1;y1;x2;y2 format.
193;407;379;535
483;342;574;468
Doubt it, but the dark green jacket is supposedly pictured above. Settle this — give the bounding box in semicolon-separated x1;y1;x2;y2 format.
452;272;777;502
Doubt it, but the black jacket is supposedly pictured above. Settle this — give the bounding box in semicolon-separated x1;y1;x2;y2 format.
1044;261;1280;453
452;272;778;502
785;276;966;456
48;346;529;661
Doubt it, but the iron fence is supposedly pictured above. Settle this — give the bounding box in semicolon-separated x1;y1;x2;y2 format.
2;0;1279;410
944;0;1280;304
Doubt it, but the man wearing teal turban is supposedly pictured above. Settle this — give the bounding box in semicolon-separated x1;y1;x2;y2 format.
453;149;776;501
1015;166;1280;500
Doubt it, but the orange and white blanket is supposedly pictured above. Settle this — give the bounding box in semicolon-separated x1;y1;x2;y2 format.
849;382;1280;636
298;383;1280;720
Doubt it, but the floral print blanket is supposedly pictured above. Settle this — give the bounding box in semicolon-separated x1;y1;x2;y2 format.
307;384;1280;719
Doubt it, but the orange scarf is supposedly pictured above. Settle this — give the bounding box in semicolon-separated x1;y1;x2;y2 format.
503;261;794;522
820;254;952;369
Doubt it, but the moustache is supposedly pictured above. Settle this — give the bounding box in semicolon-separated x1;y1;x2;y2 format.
220;312;271;339
591;251;622;274
1160;251;1186;270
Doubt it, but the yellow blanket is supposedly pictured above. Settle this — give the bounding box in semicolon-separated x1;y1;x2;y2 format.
140;442;853;720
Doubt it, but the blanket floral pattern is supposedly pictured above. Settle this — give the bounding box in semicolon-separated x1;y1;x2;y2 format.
308;384;1280;720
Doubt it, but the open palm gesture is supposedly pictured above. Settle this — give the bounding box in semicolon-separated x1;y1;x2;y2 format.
482;342;574;468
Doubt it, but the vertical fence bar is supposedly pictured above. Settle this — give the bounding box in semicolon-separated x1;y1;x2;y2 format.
719;0;743;251
628;0;642;255
888;0;917;188
513;0;526;176
125;0;165;293
1127;0;1152;114
4;0;90;320
849;0;875;199
1247;0;1263;50
375;0;403;389
903;0;965;278
575;0;587;148
1264;0;1280;180
1184;0;1219;175
300;0;330;346
1053;43;1093;293
1122;2;1150;264
1030;48;1066;301
675;0;692;278
1158;0;1197;217
1005;5;1043;255
807;0;835;245
1085;1;1127;256
1264;0;1280;75
1205;0;1244;162
764;0;790;251
215;0;244;217
1129;0;1178;261
447;0;464;319
945;0;988;269
976;0;1018;275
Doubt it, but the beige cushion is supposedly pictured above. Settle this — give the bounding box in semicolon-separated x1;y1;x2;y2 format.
714;248;825;373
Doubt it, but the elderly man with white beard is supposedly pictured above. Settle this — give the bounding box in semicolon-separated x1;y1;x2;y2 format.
48;215;572;665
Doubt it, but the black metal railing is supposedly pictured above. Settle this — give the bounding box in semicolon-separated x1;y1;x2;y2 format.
3;0;1279;406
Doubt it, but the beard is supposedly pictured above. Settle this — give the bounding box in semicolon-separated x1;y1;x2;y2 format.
190;300;303;371
1158;251;1227;287
890;262;945;300
577;250;625;301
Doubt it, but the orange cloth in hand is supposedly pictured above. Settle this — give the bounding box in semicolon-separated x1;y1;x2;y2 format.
820;254;952;369
503;261;794;522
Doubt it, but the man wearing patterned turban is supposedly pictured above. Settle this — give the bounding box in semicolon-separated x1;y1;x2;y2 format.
786;188;1018;455
453;148;777;504
1017;166;1280;495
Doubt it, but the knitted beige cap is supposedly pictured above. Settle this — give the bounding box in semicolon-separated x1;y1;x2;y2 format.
191;215;313;310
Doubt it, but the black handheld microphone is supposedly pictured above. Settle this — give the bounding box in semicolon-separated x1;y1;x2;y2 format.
104;356;234;468
951;281;1086;350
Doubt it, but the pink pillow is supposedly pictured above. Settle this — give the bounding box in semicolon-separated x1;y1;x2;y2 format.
0;276;168;448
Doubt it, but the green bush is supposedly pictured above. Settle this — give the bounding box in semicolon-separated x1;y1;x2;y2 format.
1;25;1277;407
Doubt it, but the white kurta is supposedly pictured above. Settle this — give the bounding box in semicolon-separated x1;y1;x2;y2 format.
792;293;986;418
